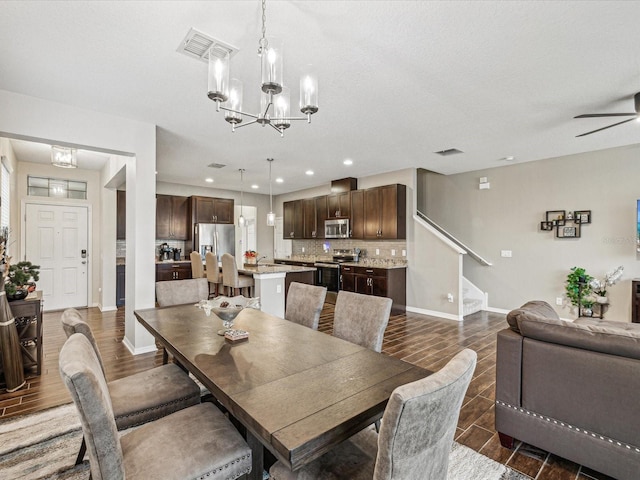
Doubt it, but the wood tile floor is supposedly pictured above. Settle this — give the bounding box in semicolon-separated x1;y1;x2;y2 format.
0;304;615;480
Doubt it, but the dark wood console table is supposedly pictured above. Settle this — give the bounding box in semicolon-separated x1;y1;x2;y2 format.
7;291;43;375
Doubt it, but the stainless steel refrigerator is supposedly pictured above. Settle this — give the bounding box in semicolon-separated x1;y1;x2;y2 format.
194;223;235;262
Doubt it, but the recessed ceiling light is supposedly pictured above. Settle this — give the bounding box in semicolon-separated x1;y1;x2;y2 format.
343;159;353;166
275;177;284;183
205;177;214;183
251;184;259;189
305;170;314;175
504;156;515;161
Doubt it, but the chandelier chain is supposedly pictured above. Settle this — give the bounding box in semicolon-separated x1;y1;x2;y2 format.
258;0;268;55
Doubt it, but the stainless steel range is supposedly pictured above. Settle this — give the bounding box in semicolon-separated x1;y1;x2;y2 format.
314;249;360;292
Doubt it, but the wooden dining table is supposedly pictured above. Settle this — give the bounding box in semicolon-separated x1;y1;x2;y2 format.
134;304;431;479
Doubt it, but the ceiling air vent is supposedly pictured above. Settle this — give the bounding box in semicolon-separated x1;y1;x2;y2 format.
177;28;237;63
208;162;226;169
434;148;464;156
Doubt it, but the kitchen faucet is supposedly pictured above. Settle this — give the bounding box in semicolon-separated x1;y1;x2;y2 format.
256;255;268;264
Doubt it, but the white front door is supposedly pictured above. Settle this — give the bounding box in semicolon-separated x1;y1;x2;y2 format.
25;204;88;311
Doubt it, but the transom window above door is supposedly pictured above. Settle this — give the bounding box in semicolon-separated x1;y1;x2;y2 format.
27;176;87;200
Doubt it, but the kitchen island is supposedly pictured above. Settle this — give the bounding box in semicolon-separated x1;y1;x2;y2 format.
239;264;316;318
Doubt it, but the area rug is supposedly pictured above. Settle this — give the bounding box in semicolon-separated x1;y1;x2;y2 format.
0;404;528;479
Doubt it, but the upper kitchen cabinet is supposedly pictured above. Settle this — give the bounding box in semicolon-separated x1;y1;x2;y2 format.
156;194;189;240
283;199;304;239
327;192;351;219
302;196;328;239
191;196;234;224
116;190;126;239
350;189;364;239
363;184;406;239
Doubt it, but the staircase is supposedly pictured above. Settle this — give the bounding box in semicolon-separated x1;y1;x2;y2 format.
413;210;490;320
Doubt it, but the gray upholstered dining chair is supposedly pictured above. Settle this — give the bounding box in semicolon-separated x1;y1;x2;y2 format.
155;277;209;307
285;282;327;330
60;308;201;465
222;252;254;297
59;333;252;480
333;290;392;352
269;348;477;480
190;250;206;278
205;251;224;298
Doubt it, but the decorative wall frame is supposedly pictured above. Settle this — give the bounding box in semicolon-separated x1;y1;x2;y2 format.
540;210;591;239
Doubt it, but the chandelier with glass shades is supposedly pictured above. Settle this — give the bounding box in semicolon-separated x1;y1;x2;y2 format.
207;0;319;137
51;145;77;168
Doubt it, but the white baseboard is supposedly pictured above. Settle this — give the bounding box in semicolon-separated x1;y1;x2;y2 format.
485;306;510;314
406;306;463;322
98;304;117;312
122;336;157;356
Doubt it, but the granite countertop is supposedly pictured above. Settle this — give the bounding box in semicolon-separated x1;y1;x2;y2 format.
116;257;126;266
239;264;317;275
155;259;191;264
341;261;407;270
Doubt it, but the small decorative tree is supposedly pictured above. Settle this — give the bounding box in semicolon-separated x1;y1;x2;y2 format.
5;261;40;297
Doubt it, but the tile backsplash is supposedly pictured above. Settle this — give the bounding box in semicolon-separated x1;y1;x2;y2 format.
117;239;188;260
290;238;407;261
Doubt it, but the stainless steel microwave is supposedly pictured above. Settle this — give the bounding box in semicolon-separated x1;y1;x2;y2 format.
325;219;349;238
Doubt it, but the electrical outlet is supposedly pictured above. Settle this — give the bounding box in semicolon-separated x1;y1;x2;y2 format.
277;284;282;293
447;293;454;303
402;249;406;256
501;250;512;258
391;249;396;256
302;247;305;253
556;297;563;306
376;249;380;255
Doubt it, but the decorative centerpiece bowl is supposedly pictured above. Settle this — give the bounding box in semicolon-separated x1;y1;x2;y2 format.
196;295;260;335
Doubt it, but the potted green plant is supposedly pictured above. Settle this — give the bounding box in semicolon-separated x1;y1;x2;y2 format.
5;261;40;301
565;266;592;308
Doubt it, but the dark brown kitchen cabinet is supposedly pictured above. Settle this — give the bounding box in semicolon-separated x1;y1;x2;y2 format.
116;265;125;307
156;195;189;240
283;199;304;239
632;280;640;323
350;190;364;239
315;195;328;239
364;184;406;239
301;196;328;239
303;198;317;239
116;190;126;240
327;192;351;218
191;196;234;224
155;262;192;282
340;265;406;314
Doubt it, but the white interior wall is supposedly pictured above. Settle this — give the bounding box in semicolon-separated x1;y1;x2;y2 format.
0;89;157;353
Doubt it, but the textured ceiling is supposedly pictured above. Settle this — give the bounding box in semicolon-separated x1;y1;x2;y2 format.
2;1;640;195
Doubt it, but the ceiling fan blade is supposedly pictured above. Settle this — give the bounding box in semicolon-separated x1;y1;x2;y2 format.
574;113;636;118
576;117;637;137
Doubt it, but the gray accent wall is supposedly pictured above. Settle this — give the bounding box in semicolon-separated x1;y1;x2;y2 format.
419;144;640;322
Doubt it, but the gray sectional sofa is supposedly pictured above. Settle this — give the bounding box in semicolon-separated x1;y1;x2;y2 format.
495;300;640;480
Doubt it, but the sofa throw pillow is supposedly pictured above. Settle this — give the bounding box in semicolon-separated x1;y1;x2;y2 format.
506;300;559;333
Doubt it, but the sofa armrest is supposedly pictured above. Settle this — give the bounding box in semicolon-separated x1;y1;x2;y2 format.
496;328;523;406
